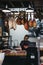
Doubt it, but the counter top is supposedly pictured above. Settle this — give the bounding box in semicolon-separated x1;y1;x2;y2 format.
0;47;43;56
0;49;27;56
6;50;27;56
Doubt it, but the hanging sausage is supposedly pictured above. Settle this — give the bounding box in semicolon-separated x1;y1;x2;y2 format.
12;18;17;30
28;19;33;27
8;18;13;29
16;11;26;25
33;19;37;28
16;18;22;25
24;20;29;30
21;19;25;25
16;11;22;25
8;17;16;30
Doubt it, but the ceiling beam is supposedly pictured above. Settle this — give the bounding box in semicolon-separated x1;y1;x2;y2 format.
9;0;15;7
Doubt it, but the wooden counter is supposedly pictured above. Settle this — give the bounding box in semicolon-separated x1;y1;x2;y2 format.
6;51;27;56
0;48;43;56
0;49;27;56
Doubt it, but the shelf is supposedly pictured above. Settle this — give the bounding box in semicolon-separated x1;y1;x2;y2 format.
0;36;12;49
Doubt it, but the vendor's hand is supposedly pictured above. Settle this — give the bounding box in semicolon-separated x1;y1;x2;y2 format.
23;45;29;49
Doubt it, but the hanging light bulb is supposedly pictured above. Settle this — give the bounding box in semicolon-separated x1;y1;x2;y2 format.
2;4;11;13
26;5;34;13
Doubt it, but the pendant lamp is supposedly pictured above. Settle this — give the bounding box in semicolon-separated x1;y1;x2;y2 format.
2;4;11;13
26;5;34;13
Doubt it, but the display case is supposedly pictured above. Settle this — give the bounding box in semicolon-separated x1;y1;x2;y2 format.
0;36;12;49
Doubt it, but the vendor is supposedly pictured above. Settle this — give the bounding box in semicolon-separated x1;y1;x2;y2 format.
20;35;30;50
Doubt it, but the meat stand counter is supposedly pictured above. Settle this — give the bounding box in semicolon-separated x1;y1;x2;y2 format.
0;49;27;56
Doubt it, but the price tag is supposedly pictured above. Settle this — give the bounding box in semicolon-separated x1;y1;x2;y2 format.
30;55;35;59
